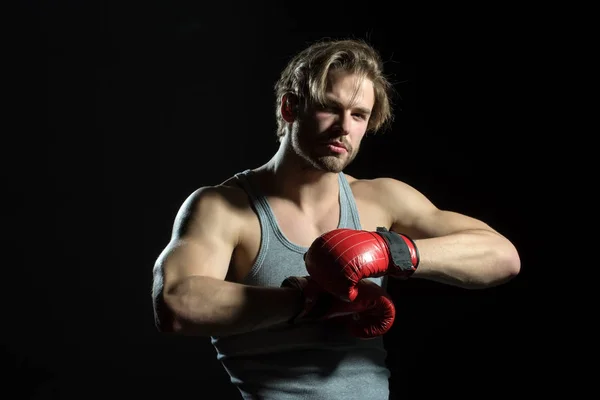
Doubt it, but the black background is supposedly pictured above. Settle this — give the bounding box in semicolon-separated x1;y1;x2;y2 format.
7;2;546;399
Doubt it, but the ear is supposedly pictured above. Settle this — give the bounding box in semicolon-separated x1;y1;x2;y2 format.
280;93;298;123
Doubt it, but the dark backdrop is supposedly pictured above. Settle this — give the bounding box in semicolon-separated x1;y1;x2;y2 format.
7;2;541;399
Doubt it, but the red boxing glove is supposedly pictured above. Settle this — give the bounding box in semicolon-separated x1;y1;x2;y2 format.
305;227;420;302
281;276;395;339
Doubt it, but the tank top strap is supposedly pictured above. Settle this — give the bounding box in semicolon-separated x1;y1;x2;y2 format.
338;172;362;230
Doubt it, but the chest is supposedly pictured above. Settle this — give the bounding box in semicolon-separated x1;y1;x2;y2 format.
272;198;341;248
228;191;390;282
273;196;389;245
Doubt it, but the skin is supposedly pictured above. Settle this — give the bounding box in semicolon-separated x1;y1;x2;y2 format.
153;69;521;337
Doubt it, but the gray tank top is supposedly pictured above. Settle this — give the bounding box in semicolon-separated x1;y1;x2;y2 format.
211;169;391;399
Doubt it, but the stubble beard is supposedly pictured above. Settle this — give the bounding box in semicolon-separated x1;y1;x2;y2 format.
291;127;358;174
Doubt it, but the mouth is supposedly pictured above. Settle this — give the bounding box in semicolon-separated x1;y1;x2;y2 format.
323;141;348;154
325;140;347;150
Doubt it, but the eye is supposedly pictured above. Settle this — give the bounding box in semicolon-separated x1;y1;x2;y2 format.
352;113;367;120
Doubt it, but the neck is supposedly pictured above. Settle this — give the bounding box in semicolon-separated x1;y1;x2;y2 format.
256;141;340;211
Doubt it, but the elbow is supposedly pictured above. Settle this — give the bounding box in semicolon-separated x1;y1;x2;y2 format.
169;317;216;337
469;241;521;289
502;241;521;279
508;255;521;280
154;311;189;335
159;293;214;337
490;242;521;287
154;316;195;336
153;298;177;334
153;292;191;335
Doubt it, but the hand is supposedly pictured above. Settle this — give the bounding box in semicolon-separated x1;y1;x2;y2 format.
281;276;395;339
304;227;420;302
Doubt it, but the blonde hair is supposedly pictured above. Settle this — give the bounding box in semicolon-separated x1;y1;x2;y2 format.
274;38;395;140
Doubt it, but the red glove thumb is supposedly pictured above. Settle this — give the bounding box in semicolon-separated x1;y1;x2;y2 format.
335;279;396;339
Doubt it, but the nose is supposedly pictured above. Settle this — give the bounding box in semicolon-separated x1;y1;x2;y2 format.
332;111;352;136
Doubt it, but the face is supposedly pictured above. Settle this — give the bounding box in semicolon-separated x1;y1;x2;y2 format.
290;70;375;173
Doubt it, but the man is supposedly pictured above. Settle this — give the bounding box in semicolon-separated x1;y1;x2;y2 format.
152;38;521;399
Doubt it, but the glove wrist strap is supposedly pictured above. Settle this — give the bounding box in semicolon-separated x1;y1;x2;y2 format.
376;227;420;279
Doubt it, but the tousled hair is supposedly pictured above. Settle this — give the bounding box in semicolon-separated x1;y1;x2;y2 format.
274;38;395;140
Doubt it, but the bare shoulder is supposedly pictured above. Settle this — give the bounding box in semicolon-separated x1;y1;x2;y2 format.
171;176;250;241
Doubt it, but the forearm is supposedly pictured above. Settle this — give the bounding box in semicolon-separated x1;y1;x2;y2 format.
411;230;520;289
163;275;302;337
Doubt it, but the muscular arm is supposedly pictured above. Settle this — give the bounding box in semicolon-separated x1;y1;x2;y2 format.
378;179;521;289
152;187;301;337
160;274;301;337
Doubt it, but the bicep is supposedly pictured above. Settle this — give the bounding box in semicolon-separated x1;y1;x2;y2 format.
159;236;234;292
154;187;238;296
